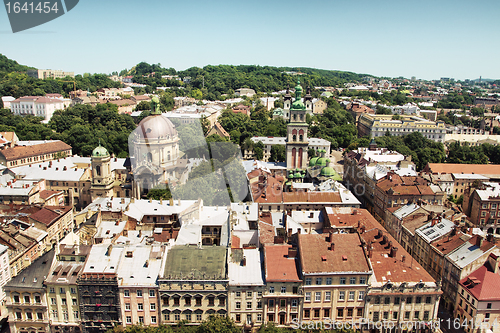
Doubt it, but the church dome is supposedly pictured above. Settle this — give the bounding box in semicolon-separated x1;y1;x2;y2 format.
137;114;178;141
92;144;109;157
320;166;336;177
315;157;329;167
309;157;319;167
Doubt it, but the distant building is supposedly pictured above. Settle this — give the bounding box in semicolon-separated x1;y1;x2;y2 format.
1;96;15;109
0;140;72;168
206;122;230;140
235;88;255;97
358;114;446;142
10;96;70;122
27;69;74;79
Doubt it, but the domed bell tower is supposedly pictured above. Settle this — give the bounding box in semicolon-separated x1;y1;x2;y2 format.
90;142;114;200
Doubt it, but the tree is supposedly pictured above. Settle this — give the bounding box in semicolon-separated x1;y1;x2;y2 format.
190;88;203;100
270;145;286;162
147;188;172;200
197;315;240;333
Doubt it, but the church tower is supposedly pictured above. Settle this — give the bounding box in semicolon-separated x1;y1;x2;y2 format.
286;80;309;170
304;86;313;113
90;142;114;200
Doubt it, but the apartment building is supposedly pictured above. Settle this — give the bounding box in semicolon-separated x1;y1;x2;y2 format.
298;233;371;323
262;244;303;326
227;248;265;330
117;245;163;327
0;244;12;320
463;182;500;232
456;253;500;332
4;250;55;333
45;245;91;333
29;206;73;247
158;246;228;324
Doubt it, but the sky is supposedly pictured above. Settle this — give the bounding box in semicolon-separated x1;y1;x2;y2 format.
1;0;499;80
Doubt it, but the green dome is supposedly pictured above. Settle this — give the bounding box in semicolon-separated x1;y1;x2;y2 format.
321;166;336;177
309;157;319;167
294;172;302;178
316;157;328;167
92;144;109;157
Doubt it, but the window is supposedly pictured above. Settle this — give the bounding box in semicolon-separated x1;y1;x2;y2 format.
339;291;345;301
185;297;191;306
406;296;412;303
394;297;400;305
247;302;252;309
196;314;202;321
61;299;67;305
24;295;30;303
236;301;241;309
125;303;130;310
268;299;274;307
350;277;356;284
358;291;365;301
486;313;490;319
257;313;262;322
325;291;331;301
235;291;241;298
357;308;363;317
151;316;157;324
196;297;202;306
405;311;410;320
359;277;366;284
373;311;379;321
414;311;420;319
393;312;398;320
150;290;155;297
174;314;180;321
124;290;130;297
37;312;43;320
304;309;310;318
257;291;262;297
70;287;76;294
281;286;286;293
247;291;252;298
174;297;180;306
374;296;380;304
384;297;390;304
487;303;492;309
49;287;55;293
139;316;144;323
349;291;355;301
305;278;312;285
15;312;22;320
316;278;322;285
423;311;429;320
13;295;20;303
383;311;389;320
305;292;311;302
415;296;422;304
185;314;191;321
150;303;156;311
26;312;32;320
52;310;58;320
257;301;262;309
269;286;274;294
315;292;321;302
236;314;241;322
138;303;143;311
137;290;143;297
219;297;225;306
326;277;332;285
72;298;77;305
60;288;65;294
426;296;432;304
340;277;346;285
51;298;56;305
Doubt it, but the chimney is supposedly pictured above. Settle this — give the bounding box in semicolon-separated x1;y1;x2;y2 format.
241;257;247;266
297;229;301;234
288;247;297;258
160;198;163;205
476;236;483;248
390;247;398;258
169;198;173;206
382;235;388;245
360;225;366;234
287;228;292;239
121;198;125;204
63;166;67;171
402;255;406;263
368;244;373;258
328;231;333;243
377;229;383;238
330;242;335;251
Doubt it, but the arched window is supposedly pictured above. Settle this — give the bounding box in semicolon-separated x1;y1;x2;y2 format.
293;135;297;141
299;135;303;141
96;166;101;177
147;152;153;163
300;114;304;121
293;114;297;121
292;129;297;135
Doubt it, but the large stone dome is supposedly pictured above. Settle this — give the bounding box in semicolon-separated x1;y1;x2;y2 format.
137;114;178;140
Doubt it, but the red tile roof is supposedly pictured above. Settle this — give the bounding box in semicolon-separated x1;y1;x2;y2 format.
431;232;470;255
29;206;71;227
324;207;435;283
459;259;500;301
424;163;500;176
258;221;275;245
0;141;71;161
283;192;341;203
264;244;301;282
298;233;370;274
39;190;63;200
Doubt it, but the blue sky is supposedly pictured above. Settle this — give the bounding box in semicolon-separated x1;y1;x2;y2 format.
1;0;499;80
